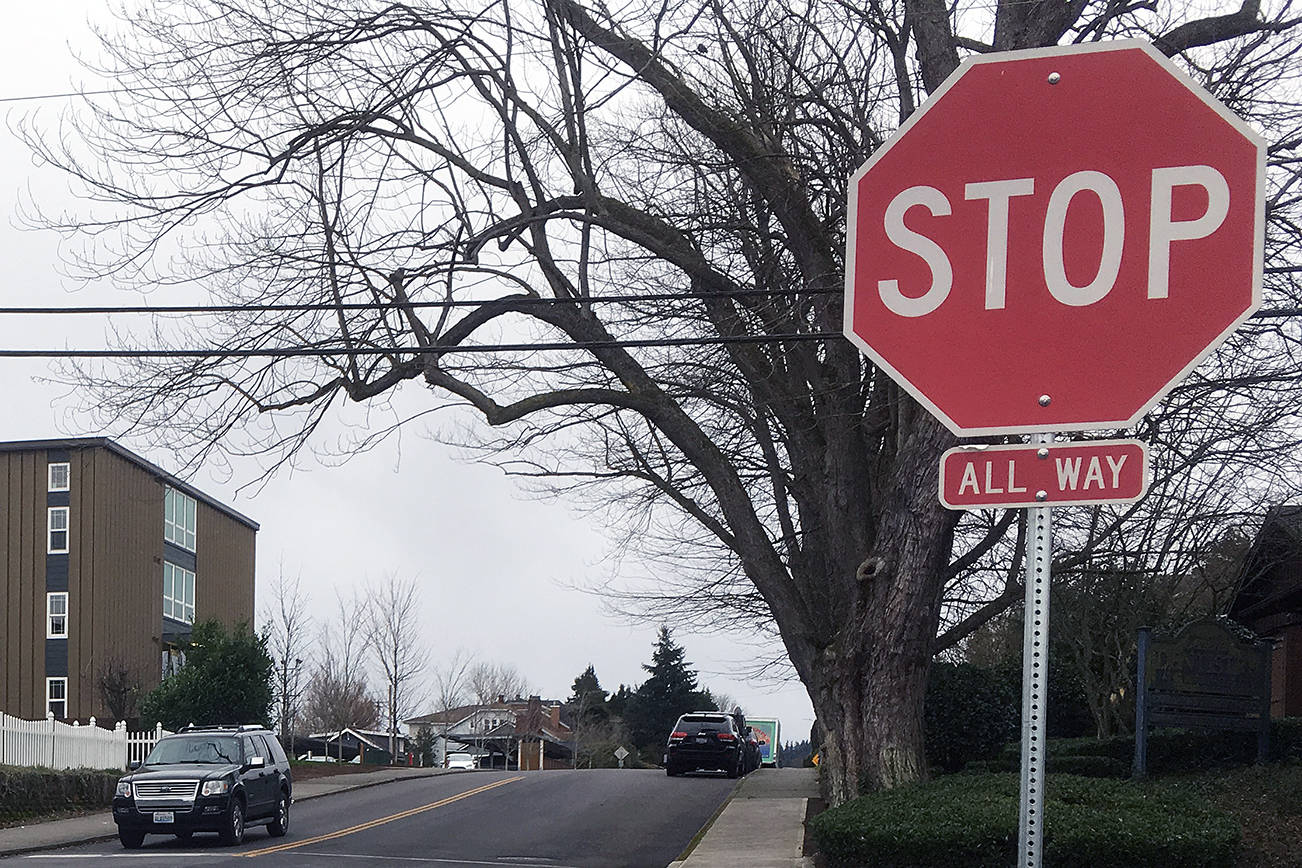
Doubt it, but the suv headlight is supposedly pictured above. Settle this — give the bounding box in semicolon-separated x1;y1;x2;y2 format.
201;779;231;796
115;781;132;798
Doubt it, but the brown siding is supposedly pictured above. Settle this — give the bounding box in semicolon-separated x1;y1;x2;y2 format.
77;447;166;721
195;501;256;631
0;452;43;718
2;441;257;723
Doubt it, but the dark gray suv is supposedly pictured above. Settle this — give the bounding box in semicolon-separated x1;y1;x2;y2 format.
664;711;746;778
112;724;292;848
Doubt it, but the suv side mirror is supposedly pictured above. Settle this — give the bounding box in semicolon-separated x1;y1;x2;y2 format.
247;755;266;769
128;760;141;771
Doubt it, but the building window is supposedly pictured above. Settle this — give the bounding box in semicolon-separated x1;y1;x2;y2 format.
47;592;68;639
164;487;197;551
48;462;70;492
47;678;67;719
163;561;196;624
47;507;69;554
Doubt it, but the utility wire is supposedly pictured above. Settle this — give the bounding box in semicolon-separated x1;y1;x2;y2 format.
0;288;839;316
0;332;839;359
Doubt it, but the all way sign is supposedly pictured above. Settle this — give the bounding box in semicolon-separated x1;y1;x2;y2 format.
940;439;1148;510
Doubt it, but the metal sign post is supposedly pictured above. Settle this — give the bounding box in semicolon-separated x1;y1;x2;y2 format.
1017;432;1054;868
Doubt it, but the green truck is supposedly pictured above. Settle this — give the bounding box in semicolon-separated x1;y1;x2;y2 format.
748;718;780;767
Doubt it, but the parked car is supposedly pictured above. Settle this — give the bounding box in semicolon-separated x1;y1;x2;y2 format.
113;724;292;849
664;711;746;778
742;727;762;774
445;752;476;770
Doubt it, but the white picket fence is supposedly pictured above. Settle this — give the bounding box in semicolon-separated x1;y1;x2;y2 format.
0;712;171;770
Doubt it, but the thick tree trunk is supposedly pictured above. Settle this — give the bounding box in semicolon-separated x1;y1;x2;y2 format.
800;411;958;804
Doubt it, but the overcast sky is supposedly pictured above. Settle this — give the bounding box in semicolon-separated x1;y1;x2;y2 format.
0;2;816;741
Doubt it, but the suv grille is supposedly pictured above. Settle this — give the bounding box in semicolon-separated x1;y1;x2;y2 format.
133;780;200;801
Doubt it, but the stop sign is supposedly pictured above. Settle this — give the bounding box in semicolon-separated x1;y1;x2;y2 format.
844;41;1263;435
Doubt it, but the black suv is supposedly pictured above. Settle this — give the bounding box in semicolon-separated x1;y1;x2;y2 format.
664;711;746;778
113;724;292;848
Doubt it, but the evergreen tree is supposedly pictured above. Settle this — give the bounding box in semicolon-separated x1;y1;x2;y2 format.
624;627;713;754
567;664;609;724
139;620;274;730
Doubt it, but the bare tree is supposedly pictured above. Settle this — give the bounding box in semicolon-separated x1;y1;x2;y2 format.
261;569;312;752
365;574;431;762
468;662;532;706
305;588;376;759
97;658;141;725
20;0;1302;802
428;648;475;765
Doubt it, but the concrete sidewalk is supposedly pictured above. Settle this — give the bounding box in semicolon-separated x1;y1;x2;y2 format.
669;766;820;868
0;766;446;858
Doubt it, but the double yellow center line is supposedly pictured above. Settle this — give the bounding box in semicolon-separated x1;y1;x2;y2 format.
243;775;524;858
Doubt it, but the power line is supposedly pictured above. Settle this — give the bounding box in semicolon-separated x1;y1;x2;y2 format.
0;288;839;317
0;332;839;359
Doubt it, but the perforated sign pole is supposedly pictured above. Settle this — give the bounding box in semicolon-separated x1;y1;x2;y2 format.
1018;433;1053;868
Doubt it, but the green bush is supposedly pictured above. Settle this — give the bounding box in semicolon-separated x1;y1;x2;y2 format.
0;765;119;824
810;773;1239;868
925;662;1018;773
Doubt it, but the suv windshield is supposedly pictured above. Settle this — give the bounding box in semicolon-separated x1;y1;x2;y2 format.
145;735;241;765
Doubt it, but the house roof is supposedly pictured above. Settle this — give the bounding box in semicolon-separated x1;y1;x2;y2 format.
305;727;406;750
405;697;571;739
0;437;259;530
1230;504;1302;625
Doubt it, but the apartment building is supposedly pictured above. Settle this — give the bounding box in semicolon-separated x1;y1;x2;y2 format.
0;438;258;722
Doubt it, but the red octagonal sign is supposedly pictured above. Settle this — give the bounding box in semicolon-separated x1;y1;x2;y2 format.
844;41;1264;435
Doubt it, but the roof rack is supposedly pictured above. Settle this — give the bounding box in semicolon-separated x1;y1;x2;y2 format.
177;724;266;733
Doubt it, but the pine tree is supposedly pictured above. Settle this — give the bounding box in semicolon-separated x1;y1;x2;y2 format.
625;627;713;754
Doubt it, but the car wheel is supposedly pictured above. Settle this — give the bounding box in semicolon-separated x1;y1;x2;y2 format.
219;798;246;846
727;755;740;779
666;764;679;777
118;829;145;849
268;789;290;837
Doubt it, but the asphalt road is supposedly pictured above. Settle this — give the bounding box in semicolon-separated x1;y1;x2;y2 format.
6;769;738;867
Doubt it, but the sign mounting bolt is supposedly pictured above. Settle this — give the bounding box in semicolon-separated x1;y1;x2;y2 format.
1038;395;1052;407
1035;490;1049;502
1037;448;1050;459
1048;72;1061;85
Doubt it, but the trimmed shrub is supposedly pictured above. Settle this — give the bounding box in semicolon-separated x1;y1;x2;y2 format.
810;773;1239;868
0;765;119;825
925;662;1018;773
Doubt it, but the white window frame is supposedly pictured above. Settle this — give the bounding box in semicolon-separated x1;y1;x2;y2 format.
47;507;69;554
163;561;196;624
47;462;70;492
164;487;197;552
46;677;67;719
46;592;68;639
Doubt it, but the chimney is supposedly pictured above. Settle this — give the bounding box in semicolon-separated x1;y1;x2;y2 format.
497;694;505;704
549;704;561;729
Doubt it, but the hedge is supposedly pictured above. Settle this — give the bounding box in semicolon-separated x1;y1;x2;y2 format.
0;765;119;825
980;717;1302;775
810;772;1239;868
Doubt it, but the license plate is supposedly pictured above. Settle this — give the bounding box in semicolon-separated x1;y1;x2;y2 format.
153;812;174;824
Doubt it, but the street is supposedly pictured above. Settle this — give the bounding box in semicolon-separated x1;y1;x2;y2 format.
3;770;737;867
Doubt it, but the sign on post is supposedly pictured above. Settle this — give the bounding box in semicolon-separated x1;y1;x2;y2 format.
940;439;1148;509
843;40;1265;868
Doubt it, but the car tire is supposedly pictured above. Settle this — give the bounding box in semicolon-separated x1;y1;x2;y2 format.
118;829;145;849
666;764;679;777
727;755;740;779
219;798;246;846
268;789;290;837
